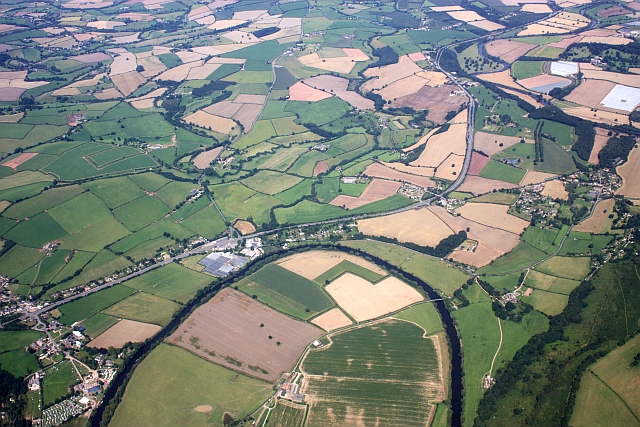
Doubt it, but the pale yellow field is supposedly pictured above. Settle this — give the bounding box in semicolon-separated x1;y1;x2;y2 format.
330;179;402;209
477;70;523;90
541;180;569;200
418;70;449;87
234;220;256;235
520;170;558;185
377;74;428;101
110;71;146;96
357;208;454;247
193;146;224;169
326;274;423;322
154;61;203;82
581;36;632;45
574;198;615;233
581;69;640;88
110;52;137;75
435;153;465;181
130;98;154;109
52;87;81;96
88;319;161;348
94;88;123;100
616;145;640;200
589;127;610;164
298;51;366;74
208;19;247;31
186;63;221;80
403;127;441;152
363;162;435;188
563;107;629;125
380;162;435;177
456;202;529;234
522;3;552;12
137;56;166;77
0;113;23;123
447;10;484;21
362;56;421;91
183;110;236;134
411;123;467;167
277;250;387;280
288;81;332;101
310;308;352;331
459;176;519;195
431;5;464;10
468;20;505;31
474;132;533;156
518;23;572;36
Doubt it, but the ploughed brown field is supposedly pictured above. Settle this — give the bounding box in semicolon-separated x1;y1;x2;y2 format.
166;288;321;382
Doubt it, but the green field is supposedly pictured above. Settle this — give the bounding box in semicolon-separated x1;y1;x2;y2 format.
0;244;45;278
0;349;40;377
0;330;44;353
57;285;135;325
302;320;442;426
477;242;548;275
112;196;171;232
342;240;470;295
313;260;386;285
80;313;118;339
524;270;580;294
180;204;227;240
102;291;181;326
128;172;170;192
237;263;334;319
266;402;307;427
2;185;85;220
241;170;303;195
43;360;82;406
284;97;350;125
121;263;212;304
109;344;272;427
4;212;69;248
521;288;569;315
478;160;526;185
49;192;111;234
82;177;146;209
394;302;444;335
511;61;545;79
521;226;561;254
535;256;591;280
535;138;577;175
470;192;519;205
60;215;132;253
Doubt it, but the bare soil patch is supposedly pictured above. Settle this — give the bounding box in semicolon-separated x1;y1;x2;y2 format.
616;145;640;200
357;207;454;247
234;220;256;235
277;251;386;280
193;405;213;413
363;162;435;188
541;180;569;200
598;5;629;17
456;202;529;234
303;75;374;110
391;86;467;124
574;198;614;233
520;170;557;185
474;132;533;156
288;81;332;102
458;175;518;195
589;128;610;164
468;151;490;175
565;79;616;108
89;319;160;349
193;146;224;169
485;40;536;64
310;308;352;331
326;274;423;322
2;153;37;170
330;179;402;210
313;161;329;176
167;288;321;382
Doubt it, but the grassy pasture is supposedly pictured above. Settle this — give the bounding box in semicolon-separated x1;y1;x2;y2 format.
535;138;577;175
284;97;350;125
109;344;272;427
52;251;95;284
102;291;180;326
394;302;444;335
272;179;312;205
287;150;328;177
212;182;278;226
478;160;526;185
121;262;212;304
521;226;560;254
80;313;118;339
60;215;131;252
87;146;144;167
82;176;145;209
112;196;171;231
57;285;135;325
302;320;441;427
109;217;193;254
181;205;228;240
0;182;51;203
470;192;518;205
31;250;68;286
156;181;197;208
48;192;111;234
314;259;386;285
524;270;580;294
0;171;54;191
477;242;547;275
237;264;334;319
43;361;82;406
535;256;591;281
123;236;175;262
128;172;170;192
2;185;85;220
0;244;45;279
511;61;545;79
0;330;44;353
0;349;40;378
3;212;68;248
241;170;303;195
521;289;569;315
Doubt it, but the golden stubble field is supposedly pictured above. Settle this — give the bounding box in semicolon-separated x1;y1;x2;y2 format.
89;319;161;348
277;250;387;280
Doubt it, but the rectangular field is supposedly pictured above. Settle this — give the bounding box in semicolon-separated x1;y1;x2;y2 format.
88;319;161;348
277;250;387;281
166;288;321;382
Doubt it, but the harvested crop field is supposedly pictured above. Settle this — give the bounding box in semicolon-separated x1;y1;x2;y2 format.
303;75;374;110
380;161;435;177
565;79;616;108
520;170;557;185
329;179;402;209
477;70;522;90
562;107;629;126
2;153;38;170
474;132;533;156
288;81;332;102
377;74;429;101
110;71;146;97
580;69;640;88
458;175;518;195
277;251;386;281
517;74;571;93
598;5;629;17
313;161;328;176
166;288;321;382
363;162;435;188
574;198;614;233
588;128;610;164
234;220;256;235
310;308;352;331
362;56;421;91
411;123;467;167
71;52;111;63
390;86;467;124
357;208;454;247
468;151;490;175
193;146;223;169
184;110;236;134
298;52;366;74
89;319;160;349
485;40;535;63
456;202;528;234
541;180;569;200
616;146;640;200
326;274;423;322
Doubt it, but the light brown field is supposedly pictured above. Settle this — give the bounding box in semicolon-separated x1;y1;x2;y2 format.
501;87;545;108
477;70;522;90
71;52;111;63
363;162;435;188
0;88;26;102
377;74;429;101
404;128;440;152
565;79;616;108
288;81;332;101
94;88;122;100
154;61;203;82
563;107;629;126
459;175;519;195
518;23;572;36
435;153;465;181
408;51;426;62
298;51;366;74
589;128;610;164
574;198;615;233
130;98;154;109
203;101;242;118
313;161;329;176
167;288;321;382
303;75;374;110
326;274;423;322
447;10;484;21
136;56;166;77
522;3;553;12
581;36;632;45
330;179;402;210
232;104;263;129
277;250;387;280
456;202;529;234
468;20;505;31
549;35;584;49
474;132;533;156
520;170;558;185
518;74;571;91
193;146;224;169
234;94;266;104
429;206;520;267
380;162;436;177
184;110;236;134
0;113;23;123
208;19;247;31
541;180;569;200
110;71;146;96
186;63;221;80
2;153;37;170
310;308;352;331
616;145;640;200
234;220;256;235
357;208;454;247
419;70;449;87
431;5;464;10
581;69;640;88
411;123;467;168
362;56;422;91
485;40;536;64
89;319;160;348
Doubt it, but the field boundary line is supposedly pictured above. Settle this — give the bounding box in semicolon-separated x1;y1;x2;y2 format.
588;369;640;424
488;317;502;379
